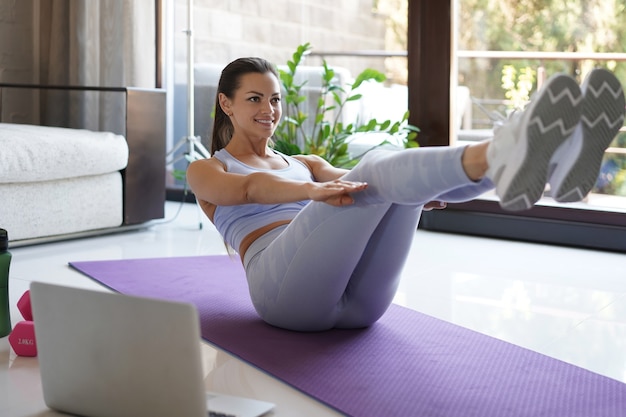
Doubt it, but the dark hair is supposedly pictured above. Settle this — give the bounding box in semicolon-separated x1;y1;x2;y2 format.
211;57;280;155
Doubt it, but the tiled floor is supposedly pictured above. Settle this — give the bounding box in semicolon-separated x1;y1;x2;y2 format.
2;201;625;416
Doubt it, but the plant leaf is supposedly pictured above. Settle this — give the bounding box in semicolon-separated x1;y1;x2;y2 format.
273;140;302;155
352;68;386;90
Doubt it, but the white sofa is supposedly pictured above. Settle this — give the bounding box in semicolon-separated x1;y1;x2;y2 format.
0;85;166;246
0;123;128;241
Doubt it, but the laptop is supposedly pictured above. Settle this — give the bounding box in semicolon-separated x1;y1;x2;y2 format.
30;281;275;417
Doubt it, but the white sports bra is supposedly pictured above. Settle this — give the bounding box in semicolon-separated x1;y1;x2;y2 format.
211;149;313;252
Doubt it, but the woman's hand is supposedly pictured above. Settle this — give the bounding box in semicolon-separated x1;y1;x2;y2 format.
308;180;368;207
423;201;447;211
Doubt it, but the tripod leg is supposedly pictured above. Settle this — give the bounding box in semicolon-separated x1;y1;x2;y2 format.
191;136;210;159
194;197;203;230
166;135;193;159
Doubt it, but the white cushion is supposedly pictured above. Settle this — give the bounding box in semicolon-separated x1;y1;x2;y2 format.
0;172;123;241
0;123;128;183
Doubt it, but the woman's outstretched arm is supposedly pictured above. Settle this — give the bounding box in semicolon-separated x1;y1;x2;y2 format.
293;154;349;182
187;157;367;208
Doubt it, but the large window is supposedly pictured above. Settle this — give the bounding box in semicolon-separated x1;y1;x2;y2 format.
409;1;626;252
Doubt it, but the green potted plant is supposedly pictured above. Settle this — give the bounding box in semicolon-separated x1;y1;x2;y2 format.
273;43;419;168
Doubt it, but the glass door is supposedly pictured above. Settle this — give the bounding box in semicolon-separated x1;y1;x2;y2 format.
409;0;626;251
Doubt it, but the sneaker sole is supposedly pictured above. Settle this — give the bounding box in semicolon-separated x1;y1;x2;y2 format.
551;69;625;202
499;75;582;211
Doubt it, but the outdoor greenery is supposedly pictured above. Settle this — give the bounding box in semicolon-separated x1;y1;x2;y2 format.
458;0;626;93
273;43;419;168
501;65;536;111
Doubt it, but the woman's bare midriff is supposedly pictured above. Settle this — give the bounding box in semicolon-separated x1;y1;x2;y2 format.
238;220;291;261
198;199;291;261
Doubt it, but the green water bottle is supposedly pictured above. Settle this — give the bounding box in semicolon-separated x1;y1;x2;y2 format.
0;229;11;338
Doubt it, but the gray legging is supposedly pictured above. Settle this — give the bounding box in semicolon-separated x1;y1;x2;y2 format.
243;146;494;331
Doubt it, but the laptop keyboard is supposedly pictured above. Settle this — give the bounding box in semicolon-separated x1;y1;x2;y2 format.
206;393;237;417
208;412;236;417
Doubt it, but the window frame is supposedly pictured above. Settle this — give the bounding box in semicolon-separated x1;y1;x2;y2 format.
407;1;626;252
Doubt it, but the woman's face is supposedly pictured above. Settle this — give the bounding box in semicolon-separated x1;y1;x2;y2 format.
224;71;282;140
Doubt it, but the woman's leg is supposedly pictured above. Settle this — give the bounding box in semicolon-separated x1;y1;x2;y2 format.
344;145;490;206
245;74;585;331
333;203;421;329
245;145;483;331
245;201;399;331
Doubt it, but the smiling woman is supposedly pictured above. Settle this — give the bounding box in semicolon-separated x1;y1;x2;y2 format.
186;56;622;331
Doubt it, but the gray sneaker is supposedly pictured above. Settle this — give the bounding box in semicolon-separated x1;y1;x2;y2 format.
548;68;625;202
486;74;583;211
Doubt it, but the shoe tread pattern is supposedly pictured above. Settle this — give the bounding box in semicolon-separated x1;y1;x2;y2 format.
501;75;582;211
554;69;625;202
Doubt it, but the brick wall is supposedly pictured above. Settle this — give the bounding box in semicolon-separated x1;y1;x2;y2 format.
177;0;387;76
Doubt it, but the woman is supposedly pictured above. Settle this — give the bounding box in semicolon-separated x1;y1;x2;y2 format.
187;58;624;331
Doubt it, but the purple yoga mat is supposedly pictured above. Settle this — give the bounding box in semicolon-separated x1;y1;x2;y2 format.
69;255;626;417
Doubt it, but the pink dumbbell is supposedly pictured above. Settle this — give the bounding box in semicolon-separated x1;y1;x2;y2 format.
16;289;32;321
8;291;37;357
